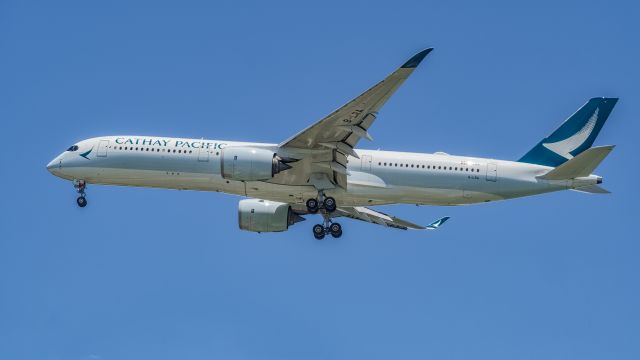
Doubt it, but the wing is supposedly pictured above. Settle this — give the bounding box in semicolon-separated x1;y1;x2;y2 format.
275;49;433;189
334;206;450;231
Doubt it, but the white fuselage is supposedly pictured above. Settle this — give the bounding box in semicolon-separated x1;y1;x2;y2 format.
47;136;602;206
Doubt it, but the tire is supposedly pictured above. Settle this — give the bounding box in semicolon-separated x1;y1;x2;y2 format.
329;223;342;238
76;196;87;208
313;224;325;240
306;198;319;213
323;197;337;212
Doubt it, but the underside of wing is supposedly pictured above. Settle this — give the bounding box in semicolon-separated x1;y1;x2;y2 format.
334;206;449;231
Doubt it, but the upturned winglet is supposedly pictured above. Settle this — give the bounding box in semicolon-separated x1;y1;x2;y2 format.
426;216;450;230
401;48;434;68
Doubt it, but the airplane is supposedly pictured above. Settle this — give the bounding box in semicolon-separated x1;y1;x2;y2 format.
46;48;618;239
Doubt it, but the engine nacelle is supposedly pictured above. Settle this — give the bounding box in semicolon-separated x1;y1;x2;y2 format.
238;199;304;233
221;147;293;181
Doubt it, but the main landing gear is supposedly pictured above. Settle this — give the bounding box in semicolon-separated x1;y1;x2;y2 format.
308;191;341;239
305;194;336;213
312;220;342;240
74;179;87;208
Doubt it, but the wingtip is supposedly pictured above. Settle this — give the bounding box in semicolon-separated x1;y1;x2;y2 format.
401;48;434;68
425;216;450;230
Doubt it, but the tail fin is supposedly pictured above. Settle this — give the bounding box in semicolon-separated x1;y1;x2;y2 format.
519;97;618;167
538;145;614;180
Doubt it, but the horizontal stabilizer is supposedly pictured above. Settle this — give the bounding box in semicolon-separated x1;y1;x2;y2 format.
571;184;611;194
539;145;614;180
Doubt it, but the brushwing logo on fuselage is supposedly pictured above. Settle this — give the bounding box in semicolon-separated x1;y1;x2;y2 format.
542;108;599;160
80;147;93;160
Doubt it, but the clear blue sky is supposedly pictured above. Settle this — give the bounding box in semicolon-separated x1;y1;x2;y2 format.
1;1;638;359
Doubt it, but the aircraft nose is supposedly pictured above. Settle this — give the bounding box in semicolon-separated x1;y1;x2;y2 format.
47;158;60;173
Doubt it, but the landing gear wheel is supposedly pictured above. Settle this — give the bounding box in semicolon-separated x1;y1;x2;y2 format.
329;222;342;238
323;197;337;212
76;196;87;208
312;224;325;240
306;198;319;213
73;180;88;208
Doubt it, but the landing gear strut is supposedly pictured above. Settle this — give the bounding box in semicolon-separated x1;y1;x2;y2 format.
74;179;87;208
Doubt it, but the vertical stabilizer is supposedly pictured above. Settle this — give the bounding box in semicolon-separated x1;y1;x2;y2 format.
519;98;617;167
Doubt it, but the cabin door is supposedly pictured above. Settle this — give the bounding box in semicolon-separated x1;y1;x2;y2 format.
486;163;497;182
198;147;210;161
361;155;372;171
97;140;109;157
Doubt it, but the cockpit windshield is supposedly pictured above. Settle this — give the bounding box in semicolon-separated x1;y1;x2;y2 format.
67;145;79;152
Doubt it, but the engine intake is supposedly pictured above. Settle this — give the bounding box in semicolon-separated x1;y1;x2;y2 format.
238;199;305;233
221;147;294;181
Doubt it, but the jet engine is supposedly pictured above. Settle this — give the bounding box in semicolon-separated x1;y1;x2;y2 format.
221;147;295;181
238;199;305;233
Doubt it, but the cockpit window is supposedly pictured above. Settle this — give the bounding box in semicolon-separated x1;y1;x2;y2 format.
67;145;79;152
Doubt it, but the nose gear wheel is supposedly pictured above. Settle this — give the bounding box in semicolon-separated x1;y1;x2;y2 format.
73;180;87;208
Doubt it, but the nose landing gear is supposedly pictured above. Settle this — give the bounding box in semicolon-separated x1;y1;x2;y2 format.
74;179;87;208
